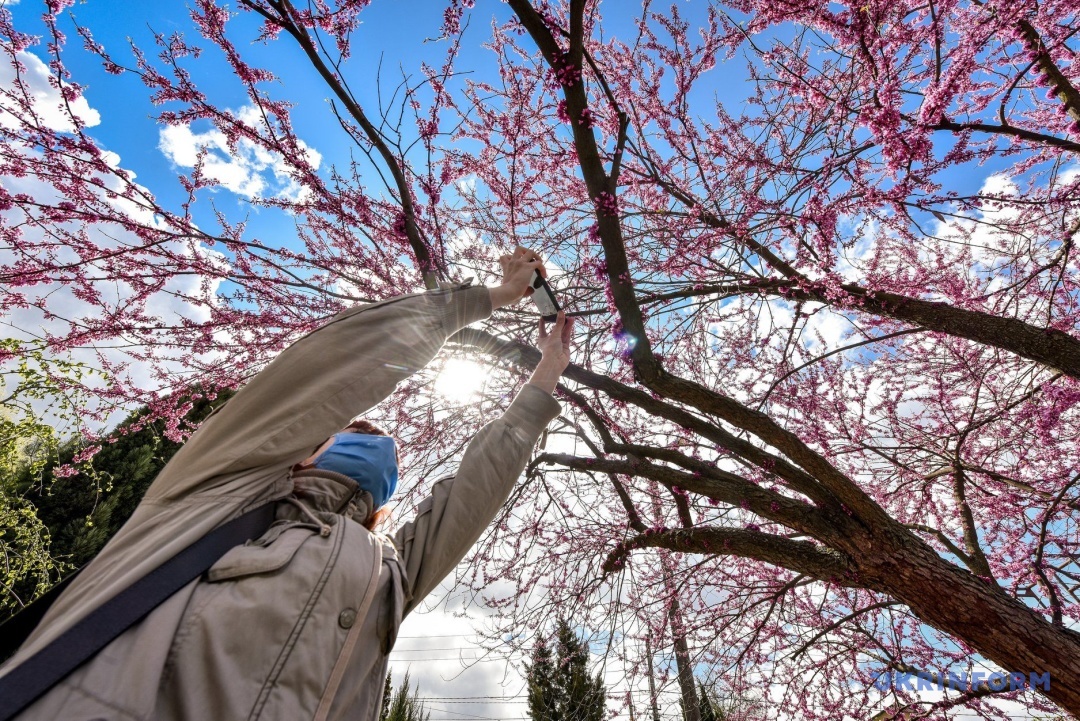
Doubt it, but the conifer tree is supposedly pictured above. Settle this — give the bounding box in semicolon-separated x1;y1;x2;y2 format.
695;682;758;721
380;672;393;721
379;670;429;721
526;618;606;721
697;682;721;721
0;387;234;621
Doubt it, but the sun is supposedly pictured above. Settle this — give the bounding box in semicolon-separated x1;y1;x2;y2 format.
433;357;487;403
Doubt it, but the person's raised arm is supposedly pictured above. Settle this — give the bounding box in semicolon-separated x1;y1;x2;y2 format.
145;248;549;502
395;311;575;611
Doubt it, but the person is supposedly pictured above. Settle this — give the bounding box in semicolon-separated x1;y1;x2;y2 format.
1;247;574;721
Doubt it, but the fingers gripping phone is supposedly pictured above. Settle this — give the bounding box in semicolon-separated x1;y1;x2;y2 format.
530;270;561;322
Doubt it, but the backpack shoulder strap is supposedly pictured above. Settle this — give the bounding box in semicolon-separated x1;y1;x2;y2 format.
0;503;275;721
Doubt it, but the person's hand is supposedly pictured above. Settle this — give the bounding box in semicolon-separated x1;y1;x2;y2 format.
536;311;573;369
489;245;547;310
528;311;574;395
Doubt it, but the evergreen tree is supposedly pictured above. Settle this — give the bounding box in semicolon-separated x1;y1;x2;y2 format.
0;387;234;622
379;670;429;721
698;682;721;721
381;671;393;721
695;681;759;721
526;618;607;721
527;632;557;721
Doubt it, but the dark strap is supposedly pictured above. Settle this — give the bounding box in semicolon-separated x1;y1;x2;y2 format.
0;503;275;721
0;571;83;664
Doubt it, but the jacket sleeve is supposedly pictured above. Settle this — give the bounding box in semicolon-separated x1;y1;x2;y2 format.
144;283;493;502
394;382;561;614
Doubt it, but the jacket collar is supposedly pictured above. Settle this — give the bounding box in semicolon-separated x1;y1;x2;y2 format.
289;467;374;524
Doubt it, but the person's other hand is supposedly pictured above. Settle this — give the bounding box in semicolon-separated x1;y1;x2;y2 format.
536;311;573;370
489;245;546;309
528;311;574;394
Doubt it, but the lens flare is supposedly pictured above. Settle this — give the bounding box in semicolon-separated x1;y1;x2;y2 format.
433;358;486;403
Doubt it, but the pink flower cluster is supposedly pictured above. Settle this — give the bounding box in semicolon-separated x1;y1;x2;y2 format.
594;191;618;217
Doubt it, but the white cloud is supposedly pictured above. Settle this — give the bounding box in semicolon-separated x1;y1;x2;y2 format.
391;596;530;721
0;50;227;431
0;50;99;132
0;170;228;429
158;104;321;202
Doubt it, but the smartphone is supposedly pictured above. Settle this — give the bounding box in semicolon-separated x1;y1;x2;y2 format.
530;269;561;322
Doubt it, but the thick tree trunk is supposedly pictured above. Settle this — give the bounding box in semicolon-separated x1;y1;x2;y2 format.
655;499;702;721
668;594;701;721
865;533;1080;715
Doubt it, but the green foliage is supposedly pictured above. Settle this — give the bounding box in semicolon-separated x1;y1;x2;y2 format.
379;670;429;721
696;681;760;721
0;339;105;479
381;671;393;721
0;386;234;621
0;340;107;617
0;493;59;616
526;618;607;721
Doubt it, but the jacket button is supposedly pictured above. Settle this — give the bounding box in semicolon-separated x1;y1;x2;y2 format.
338;608;357;629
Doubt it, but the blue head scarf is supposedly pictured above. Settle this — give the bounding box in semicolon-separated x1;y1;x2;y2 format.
312;433;399;509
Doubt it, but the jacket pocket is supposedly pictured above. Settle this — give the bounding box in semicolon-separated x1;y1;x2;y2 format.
207;524;315;582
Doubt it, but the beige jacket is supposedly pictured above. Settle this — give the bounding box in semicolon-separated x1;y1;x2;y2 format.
1;282;561;721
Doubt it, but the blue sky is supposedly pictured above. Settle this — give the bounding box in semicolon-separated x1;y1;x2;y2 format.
7;0;504;247
7;0;1027;271
6;0;757;264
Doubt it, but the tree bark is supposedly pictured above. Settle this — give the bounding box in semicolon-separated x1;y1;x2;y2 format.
862;533;1080;714
792;283;1080;382
669;596;701;721
645;636;662;721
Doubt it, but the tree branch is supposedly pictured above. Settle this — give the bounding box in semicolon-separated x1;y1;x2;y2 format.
241;0;442;288
535;452;840;542
602;526;860;588
507;0;661;382
449;327;847;512
929;119;1080;153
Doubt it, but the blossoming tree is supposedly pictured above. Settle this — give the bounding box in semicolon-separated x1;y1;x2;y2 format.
2;0;1080;718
